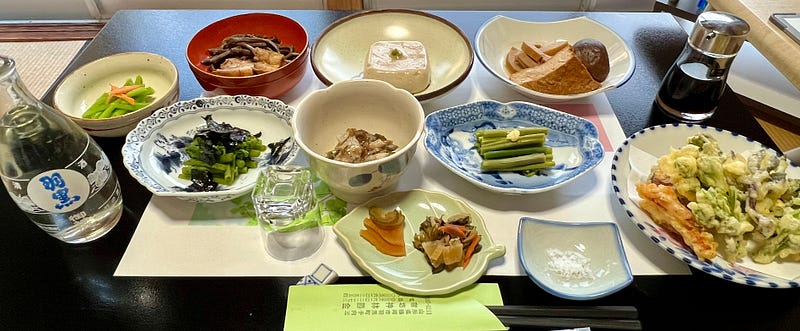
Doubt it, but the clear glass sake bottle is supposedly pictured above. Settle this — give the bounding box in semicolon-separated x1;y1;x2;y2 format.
0;55;123;243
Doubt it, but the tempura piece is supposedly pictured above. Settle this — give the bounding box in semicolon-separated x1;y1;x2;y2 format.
636;182;718;261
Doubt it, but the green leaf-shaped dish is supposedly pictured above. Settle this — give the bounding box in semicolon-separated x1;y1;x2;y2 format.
333;189;506;295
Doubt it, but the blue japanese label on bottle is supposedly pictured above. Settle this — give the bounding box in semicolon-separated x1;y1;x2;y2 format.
27;169;89;213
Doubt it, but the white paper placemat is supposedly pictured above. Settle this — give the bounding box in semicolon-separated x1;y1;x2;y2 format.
115;61;690;277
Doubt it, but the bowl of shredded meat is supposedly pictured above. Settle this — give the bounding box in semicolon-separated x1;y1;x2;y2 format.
292;79;425;203
186;12;309;98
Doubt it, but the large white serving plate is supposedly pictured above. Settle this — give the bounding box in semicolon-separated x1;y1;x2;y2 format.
424;100;603;194
122;95;299;203
332;189;506;295
475;15;635;103
611;123;800;288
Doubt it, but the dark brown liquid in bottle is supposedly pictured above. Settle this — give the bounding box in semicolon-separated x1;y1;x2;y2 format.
656;62;726;121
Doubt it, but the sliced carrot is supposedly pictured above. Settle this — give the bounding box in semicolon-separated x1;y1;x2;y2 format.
438;224;467;238
363;217;405;246
462;234;481;269
360;228;405;257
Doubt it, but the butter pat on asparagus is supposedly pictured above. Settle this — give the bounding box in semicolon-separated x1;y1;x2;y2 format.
364;40;431;94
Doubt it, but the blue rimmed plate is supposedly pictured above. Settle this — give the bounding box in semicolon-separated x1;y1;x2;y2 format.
611;123;800;288
518;217;633;300
424;100;603;194
122;95;299;203
332;189;506;295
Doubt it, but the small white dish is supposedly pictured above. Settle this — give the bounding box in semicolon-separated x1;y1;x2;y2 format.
424;100;603;194
53;52;179;137
518;217;633;300
122;95;299;203
310;8;473;102
611;123;800;288
475;15;635;103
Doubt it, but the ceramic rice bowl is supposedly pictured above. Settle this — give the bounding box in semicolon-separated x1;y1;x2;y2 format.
292;79;424;203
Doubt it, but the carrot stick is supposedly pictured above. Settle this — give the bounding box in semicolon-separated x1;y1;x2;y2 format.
109;84;142;95
115;94;136;104
438;224;467;238
105;84;143;104
462;234;481;269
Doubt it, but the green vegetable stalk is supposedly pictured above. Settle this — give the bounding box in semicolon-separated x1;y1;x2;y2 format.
81;75;155;119
474;126;555;174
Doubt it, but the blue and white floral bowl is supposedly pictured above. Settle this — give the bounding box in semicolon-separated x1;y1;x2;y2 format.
122;95;299;203
424;100;603;194
292;79;425;203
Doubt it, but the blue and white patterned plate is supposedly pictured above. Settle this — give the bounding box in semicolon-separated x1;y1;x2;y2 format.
122;95;299;203
611;123;800;288
424;100;603;194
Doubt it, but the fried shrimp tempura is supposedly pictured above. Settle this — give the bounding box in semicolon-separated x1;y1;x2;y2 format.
636;183;718;261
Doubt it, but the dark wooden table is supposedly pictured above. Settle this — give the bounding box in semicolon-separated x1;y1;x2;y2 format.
2;10;798;330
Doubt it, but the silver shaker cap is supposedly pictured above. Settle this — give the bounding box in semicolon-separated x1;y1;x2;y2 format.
689;11;750;55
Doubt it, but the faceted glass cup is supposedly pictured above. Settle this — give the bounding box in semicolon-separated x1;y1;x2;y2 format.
251;165;323;261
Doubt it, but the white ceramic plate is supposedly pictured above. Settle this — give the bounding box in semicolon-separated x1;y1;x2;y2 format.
310;9;473;102
53;52;180;137
332;189;506;295
122;95;299;203
611;123;800;288
424;100;603;194
518;217;632;300
475;15;635;103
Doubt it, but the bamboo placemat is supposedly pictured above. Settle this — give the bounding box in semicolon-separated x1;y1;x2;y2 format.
0;40;85;98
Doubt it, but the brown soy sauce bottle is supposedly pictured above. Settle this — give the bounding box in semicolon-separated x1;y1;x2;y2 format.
655;11;750;123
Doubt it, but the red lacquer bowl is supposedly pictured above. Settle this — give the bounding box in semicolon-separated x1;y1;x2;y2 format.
186;12;309;98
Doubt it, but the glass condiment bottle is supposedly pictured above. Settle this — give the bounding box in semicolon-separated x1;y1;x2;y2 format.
655;11;750;122
0;55;123;243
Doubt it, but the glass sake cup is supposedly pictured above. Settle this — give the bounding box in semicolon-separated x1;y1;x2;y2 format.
251;165;323;261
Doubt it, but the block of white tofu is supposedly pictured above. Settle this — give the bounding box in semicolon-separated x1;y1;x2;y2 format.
363;41;431;94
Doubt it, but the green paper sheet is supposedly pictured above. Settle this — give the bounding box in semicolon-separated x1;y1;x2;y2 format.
285;284;508;331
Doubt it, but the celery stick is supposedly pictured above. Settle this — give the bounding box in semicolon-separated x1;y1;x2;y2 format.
479;133;546;147
477;132;546;146
110;109;127;117
505;161;557;172
82;93;110;118
98;104;117;118
475;127;549;138
480;153;547;171
126;86;154;98
482;146;553;159
478;137;546;154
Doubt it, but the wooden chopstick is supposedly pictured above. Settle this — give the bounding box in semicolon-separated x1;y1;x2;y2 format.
486;306;641;330
487;305;638;319
495;315;642;330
